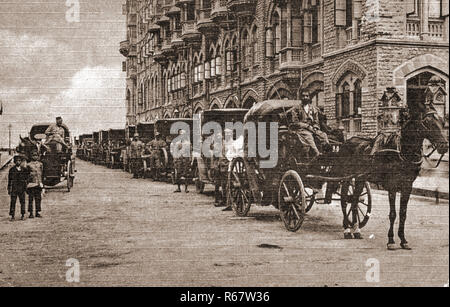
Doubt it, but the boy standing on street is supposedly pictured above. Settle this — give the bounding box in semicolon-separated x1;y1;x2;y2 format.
8;155;29;221
26;151;44;218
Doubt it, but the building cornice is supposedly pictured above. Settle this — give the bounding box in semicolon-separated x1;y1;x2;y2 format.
323;39;449;59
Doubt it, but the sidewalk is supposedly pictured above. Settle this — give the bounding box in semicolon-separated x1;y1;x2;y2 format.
412;156;449;200
0;152;13;170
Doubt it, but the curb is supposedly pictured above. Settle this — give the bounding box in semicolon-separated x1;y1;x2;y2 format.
371;183;449;201
0;157;13;171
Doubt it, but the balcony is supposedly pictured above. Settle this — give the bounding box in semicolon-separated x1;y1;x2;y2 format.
127;13;137;26
166;5;181;17
406;19;446;40
161;37;175;58
153;45;168;64
227;0;256;17
197;9;217;36
127;65;137;79
175;0;194;7
156;15;170;26
279;47;303;70
181;20;201;44
148;23;160;34
119;40;129;57
171;30;184;48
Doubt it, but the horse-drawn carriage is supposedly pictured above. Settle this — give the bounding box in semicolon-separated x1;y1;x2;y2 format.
153;118;194;183
226;100;372;233
192;109;249;195
20;123;76;192
105;129;126;169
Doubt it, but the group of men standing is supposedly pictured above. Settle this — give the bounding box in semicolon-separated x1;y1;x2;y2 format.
129;131;168;180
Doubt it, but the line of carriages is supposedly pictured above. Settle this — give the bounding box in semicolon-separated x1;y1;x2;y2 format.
75;103;372;233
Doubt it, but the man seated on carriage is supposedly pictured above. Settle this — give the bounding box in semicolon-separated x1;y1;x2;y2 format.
44;117;68;153
283;90;330;162
147;132;168;181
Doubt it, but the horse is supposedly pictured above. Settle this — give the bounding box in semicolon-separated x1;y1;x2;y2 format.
334;101;448;250
17;136;40;162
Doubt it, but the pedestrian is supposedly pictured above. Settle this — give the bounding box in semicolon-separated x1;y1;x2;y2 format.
26;151;44;218
7;155;29;221
172;129;191;193
147;132;167;181
129;133;144;178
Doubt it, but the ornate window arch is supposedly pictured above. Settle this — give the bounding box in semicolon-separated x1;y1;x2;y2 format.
336;72;363;134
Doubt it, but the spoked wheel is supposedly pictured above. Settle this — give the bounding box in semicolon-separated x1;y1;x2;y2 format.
66;160;74;192
227;158;252;217
278;170;307;232
304;187;317;213
340;180;372;229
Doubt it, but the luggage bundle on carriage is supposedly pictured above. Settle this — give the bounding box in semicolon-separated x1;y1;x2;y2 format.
28;123;75;192
192;108;249;195
226;100;372;232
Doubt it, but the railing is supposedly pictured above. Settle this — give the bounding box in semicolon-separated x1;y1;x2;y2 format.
182;20;199;35
198;8;211;20
171;30;182;43
429;20;444;39
279;47;303;68
406;19;444;39
345;27;352;45
406;19;420;37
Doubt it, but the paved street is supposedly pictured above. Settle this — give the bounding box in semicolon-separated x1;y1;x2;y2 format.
0;159;448;287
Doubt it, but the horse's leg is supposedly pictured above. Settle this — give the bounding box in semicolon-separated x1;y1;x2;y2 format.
399;186;412;250
351;181;365;239
387;190;397;250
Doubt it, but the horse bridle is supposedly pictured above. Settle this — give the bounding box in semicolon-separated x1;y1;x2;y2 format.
418;110;447;168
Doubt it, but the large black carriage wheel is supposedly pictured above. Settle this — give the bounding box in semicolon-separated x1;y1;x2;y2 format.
278;170;307;232
340;180;372;229
227;158;252;217
66;160;74;192
304;187;317;213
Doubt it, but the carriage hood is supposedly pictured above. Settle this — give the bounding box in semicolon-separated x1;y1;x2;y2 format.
244;100;302;123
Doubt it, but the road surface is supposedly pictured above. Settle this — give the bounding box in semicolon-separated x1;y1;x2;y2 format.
0;159;448;287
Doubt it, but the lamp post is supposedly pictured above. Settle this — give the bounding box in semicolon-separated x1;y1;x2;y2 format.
8;123;12;155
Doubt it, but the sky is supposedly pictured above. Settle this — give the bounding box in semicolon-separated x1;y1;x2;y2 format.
0;0;127;148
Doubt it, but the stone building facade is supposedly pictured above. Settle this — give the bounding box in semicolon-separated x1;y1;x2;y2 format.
120;0;449;137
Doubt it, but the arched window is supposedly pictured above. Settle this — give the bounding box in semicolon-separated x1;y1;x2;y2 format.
215;43;222;76
241;29;249;69
225;40;232;74
353;79;362;116
251;26;258;65
342;82;350;118
336;73;363;134
272;11;281;54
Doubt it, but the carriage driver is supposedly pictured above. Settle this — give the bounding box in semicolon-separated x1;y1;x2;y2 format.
147;132;168;181
44;116;68;153
285;90;329;160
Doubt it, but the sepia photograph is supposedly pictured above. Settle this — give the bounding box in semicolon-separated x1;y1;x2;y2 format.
0;0;448;292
